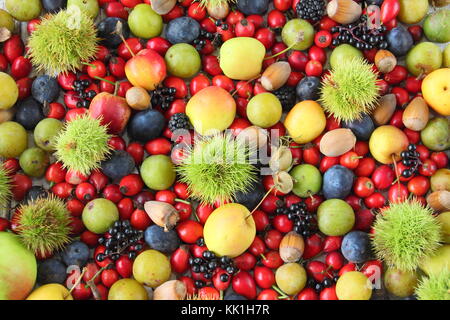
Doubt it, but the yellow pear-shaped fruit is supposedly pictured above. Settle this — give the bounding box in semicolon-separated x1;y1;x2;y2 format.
419;244;450;276
422;68;450;116
186;86;236;135
219;37;266;80
26;284;73;300
369;125;409;164
204;203;256;258
108;279;148;300
336;271;372;300
284;100;326;144
0;72;18;110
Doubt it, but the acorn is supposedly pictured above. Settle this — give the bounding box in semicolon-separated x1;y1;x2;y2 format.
327;0;362;25
126;87;151;111
279;231;305;263
319;128;356;157
144;201;180;231
260;61;291;91
273;171;294;194
153;280;187;300
402;97;429;131
269;146;293;172
372;94;397;126
374;50;397;74
150;0;177;15
426;191;450;213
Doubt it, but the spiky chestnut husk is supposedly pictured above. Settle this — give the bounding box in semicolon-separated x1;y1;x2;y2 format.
0;165;11;209
177;133;257;206
16;196;72;257
27;8;99;75
319;57;380;122
371;199;442;272
415;269;450;300
54;115;112;176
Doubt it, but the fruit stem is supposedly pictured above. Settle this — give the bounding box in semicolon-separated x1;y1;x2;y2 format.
82;62;97;68
263;32;304;60
175;198;191;205
86;265;110;300
230;74;261;97
94;76;117;86
66;267;87;298
246;186;276;219
113;81;119;96
271;285;288;299
260;253;267;260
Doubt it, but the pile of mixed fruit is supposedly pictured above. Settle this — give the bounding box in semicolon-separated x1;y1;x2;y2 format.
0;0;449;301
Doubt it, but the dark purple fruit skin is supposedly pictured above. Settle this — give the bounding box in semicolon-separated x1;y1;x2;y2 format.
101;150;135;181
144;225;180;253
97;17;130;48
37;258;67;285
236;0;270;15
166;17;200;44
25;186;49;203
386;26;413;57
296;76;321;101
32;75;60;104
42;0;67;13
341;231;371;263
323;165;354;199
127;109;166;143
234;179;265;210
342;114;374;141
61;241;90;267
15;98;45;130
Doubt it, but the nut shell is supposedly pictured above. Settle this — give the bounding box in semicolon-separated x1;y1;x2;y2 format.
402;97;429;131
279;231;305;263
260;61;291;91
319;128;356;157
372;94;397;126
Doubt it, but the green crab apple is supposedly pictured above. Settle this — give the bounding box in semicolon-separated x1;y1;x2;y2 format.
128;4;163;39
329;44;363;70
140;155;176;191
19;148;50;178
0;232;37;300
219;37;266;80
290;164;322;198
186;86;236;135
165;43;200;79
82;198;119;234
246;93;282;128
406;42;442;77
317;199;355;236
0;9;14;32
0;121;28;158
281;19;314;51
5;0;41;21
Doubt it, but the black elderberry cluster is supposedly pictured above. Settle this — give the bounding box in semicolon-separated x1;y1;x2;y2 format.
189;238;237;288
331;15;388;50
400;144;421;178
193;29;214;51
307;276;339;293
168;113;190;132
276;202;317;238
73;79;97;108
273;86;296;111
296;0;326;22
150;86;177;111
96;220;144;262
